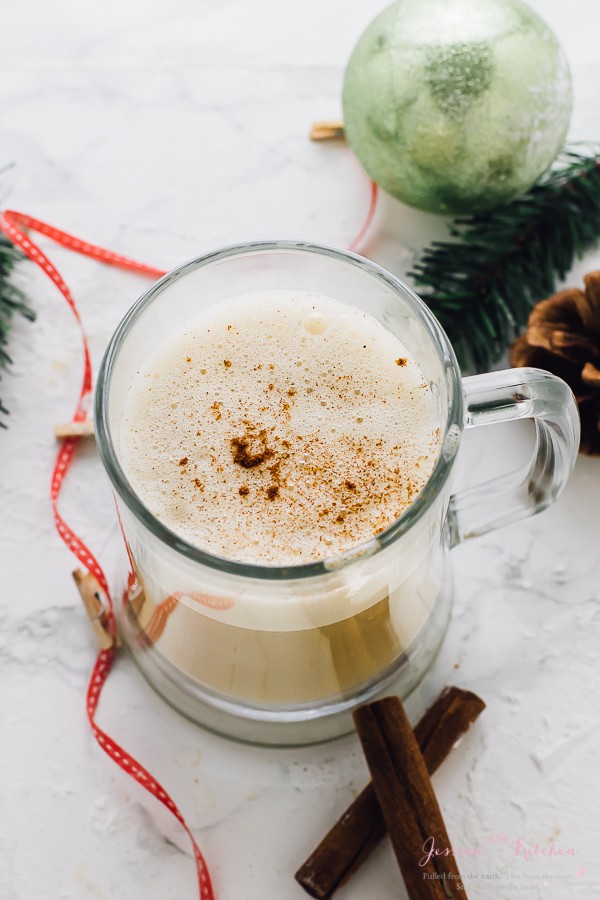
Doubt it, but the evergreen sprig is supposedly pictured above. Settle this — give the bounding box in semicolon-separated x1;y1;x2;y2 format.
411;148;600;372
0;235;31;427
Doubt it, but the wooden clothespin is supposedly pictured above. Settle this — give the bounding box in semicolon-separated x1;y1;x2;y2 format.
310;119;345;141
55;420;96;440
72;568;117;650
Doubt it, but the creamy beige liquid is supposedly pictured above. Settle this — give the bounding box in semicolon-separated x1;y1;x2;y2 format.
120;291;440;565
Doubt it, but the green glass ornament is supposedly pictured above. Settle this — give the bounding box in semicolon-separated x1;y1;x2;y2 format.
342;0;573;214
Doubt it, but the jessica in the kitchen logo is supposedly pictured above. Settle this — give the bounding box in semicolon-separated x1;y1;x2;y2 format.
419;835;580;867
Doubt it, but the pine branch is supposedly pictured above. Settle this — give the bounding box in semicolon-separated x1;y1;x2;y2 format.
410;149;600;372
0;234;31;427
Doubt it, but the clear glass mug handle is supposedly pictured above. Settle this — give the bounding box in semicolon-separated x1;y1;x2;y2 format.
448;367;580;546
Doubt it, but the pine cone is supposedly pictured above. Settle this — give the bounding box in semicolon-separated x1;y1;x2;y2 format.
510;271;600;455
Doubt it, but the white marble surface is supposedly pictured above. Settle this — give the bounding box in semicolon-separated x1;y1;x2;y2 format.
1;1;600;898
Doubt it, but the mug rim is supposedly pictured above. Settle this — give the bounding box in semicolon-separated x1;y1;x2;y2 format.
95;240;464;580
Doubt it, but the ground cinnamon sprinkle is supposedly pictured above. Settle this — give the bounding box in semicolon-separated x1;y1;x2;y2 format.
174;349;436;555
124;296;441;566
230;427;274;468
223;405;430;542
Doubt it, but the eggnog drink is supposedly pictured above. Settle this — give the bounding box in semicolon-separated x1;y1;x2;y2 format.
116;290;445;712
120;291;439;565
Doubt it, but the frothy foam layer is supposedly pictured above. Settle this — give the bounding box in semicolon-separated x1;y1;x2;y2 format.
119;291;440;564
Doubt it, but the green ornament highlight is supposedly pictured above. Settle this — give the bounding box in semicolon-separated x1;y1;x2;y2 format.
342;0;573;214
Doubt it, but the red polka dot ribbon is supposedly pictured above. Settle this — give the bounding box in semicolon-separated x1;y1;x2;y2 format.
347;180;378;253
0;209;215;900
0;188;377;900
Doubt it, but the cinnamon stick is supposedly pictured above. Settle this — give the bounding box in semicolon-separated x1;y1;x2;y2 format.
295;687;484;898
354;696;468;898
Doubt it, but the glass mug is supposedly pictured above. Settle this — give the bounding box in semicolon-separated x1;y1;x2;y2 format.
95;242;579;745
